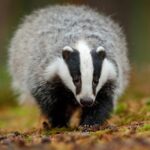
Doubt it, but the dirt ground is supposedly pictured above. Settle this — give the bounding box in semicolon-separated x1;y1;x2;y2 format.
0;68;150;150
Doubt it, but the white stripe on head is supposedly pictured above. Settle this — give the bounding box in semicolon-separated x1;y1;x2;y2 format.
96;59;117;94
75;40;95;102
44;58;76;95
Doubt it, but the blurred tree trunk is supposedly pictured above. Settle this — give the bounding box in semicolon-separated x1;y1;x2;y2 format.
0;0;11;65
130;0;150;64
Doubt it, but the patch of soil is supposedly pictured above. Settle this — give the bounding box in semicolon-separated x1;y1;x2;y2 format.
0;121;150;150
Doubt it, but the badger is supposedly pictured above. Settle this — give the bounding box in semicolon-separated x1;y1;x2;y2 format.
8;5;129;127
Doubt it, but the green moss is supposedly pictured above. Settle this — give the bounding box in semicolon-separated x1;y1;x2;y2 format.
43;127;73;136
0;66;16;106
0;121;8;128
90;129;110;136
138;124;150;132
145;98;150;106
114;103;127;114
12;107;30;116
25;135;33;143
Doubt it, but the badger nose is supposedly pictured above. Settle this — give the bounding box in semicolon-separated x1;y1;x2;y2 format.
80;98;94;107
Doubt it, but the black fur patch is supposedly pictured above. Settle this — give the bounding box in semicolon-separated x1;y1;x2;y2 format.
31;76;78;127
91;50;104;95
80;80;116;125
63;49;81;95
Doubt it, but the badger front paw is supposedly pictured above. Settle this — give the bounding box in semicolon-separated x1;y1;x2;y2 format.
79;124;101;132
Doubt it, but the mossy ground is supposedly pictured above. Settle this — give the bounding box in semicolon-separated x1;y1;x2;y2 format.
0;67;150;149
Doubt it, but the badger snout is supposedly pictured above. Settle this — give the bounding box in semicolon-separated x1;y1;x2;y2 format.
80;97;94;107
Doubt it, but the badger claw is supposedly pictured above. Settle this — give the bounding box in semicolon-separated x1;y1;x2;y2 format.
78;124;100;132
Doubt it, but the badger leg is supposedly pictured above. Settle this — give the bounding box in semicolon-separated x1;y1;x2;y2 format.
47;101;71;127
81;94;113;125
31;82;76;127
33;97;71;127
33;96;70;127
80;82;115;126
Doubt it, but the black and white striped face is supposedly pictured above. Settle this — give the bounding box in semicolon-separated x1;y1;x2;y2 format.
61;41;117;107
45;40;117;107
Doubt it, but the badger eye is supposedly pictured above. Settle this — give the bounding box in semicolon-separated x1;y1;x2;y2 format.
93;78;99;86
73;77;81;86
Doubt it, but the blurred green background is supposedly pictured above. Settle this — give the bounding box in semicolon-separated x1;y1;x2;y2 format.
0;0;150;106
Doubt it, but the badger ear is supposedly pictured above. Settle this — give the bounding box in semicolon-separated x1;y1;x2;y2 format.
62;46;73;60
96;46;106;60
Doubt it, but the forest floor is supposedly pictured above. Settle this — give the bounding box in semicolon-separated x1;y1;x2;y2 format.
0;67;150;150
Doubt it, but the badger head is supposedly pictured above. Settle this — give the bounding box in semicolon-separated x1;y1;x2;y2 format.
45;40;117;107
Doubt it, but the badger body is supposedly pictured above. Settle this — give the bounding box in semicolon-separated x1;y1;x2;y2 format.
9;5;129;127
